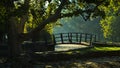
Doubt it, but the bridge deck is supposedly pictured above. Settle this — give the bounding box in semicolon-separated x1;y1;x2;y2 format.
55;43;89;51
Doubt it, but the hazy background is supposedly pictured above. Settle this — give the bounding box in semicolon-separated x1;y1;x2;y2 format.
53;16;102;35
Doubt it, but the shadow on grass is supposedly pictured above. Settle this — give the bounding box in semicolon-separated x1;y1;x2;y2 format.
31;45;120;62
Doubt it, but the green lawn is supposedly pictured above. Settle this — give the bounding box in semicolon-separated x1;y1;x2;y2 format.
91;47;120;51
63;46;120;54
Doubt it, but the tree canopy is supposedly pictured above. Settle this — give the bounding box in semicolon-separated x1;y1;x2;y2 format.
1;0;107;31
0;0;119;41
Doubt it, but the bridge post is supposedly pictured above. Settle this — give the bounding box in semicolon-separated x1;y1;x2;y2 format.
60;33;64;44
90;34;93;46
53;34;56;45
68;33;72;43
76;33;78;43
85;34;87;42
79;33;82;44
68;33;69;43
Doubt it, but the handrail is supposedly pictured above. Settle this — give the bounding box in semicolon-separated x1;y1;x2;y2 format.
53;33;98;45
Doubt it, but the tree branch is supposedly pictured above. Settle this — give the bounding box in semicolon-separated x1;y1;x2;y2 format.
28;0;67;35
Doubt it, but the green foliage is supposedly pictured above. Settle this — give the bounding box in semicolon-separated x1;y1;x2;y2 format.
0;5;7;33
1;0;118;38
99;0;120;41
24;0;60;34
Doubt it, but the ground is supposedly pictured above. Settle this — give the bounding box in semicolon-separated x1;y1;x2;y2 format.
32;44;120;68
33;56;120;68
0;44;120;68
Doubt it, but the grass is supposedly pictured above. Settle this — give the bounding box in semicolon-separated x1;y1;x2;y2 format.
33;46;120;62
92;47;120;51
64;46;120;54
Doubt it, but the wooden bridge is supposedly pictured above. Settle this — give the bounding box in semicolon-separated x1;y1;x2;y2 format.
53;33;98;45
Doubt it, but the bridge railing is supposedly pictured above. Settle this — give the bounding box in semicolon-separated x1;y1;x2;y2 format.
53;33;98;45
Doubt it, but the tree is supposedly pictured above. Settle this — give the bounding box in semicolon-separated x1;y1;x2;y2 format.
99;0;120;42
0;0;114;67
0;5;6;43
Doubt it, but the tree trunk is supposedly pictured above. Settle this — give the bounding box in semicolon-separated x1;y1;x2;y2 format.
7;17;23;68
8;17;21;57
17;15;28;33
7;14;28;57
